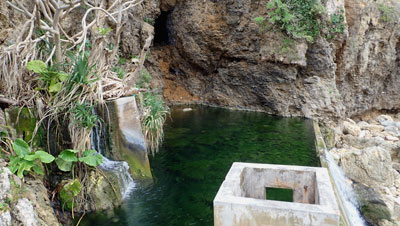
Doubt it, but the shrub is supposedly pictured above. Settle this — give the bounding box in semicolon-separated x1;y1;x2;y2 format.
255;0;346;42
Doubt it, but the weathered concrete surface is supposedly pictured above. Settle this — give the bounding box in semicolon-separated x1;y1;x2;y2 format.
107;96;152;179
214;163;340;226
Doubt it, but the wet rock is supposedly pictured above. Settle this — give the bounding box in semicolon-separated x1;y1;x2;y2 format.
86;171;122;211
354;184;393;225
341;147;393;187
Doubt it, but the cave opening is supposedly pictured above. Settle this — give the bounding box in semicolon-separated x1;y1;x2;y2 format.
153;10;173;46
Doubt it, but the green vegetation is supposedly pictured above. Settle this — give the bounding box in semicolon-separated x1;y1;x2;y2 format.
1;0;163;216
55;149;103;172
70;103;100;129
327;10;345;39
255;0;345;43
136;68;152;88
378;4;396;23
140;92;168;155
97;27;112;36
27;60;69;94
8;139;55;178
279;37;297;54
111;66;126;79
8;138;102;178
60;179;82;210
144;17;155;26
135;68;168;155
265;0;325;42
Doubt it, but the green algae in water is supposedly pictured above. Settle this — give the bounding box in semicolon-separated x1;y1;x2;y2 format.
79;105;319;226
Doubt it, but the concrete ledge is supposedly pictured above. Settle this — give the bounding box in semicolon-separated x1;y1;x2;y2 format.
214;163;340;226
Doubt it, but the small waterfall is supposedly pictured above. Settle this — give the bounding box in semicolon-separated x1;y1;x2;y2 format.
91;126;136;199
99;156;136;199
323;150;366;226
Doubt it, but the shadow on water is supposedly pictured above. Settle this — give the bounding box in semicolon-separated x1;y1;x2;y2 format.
79;105;319;226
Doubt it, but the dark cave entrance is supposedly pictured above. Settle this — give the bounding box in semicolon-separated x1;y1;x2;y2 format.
153;10;173;46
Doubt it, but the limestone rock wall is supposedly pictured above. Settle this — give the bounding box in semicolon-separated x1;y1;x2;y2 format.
146;0;400;119
0;161;59;226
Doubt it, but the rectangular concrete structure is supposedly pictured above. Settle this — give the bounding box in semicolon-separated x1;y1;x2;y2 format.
214;163;340;226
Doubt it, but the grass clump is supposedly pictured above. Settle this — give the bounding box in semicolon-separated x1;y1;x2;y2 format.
140;92;168;155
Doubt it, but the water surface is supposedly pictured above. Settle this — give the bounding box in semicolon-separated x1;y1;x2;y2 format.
80;105;318;226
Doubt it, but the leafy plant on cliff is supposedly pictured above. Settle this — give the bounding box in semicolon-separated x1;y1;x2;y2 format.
255;0;346;42
263;0;325;42
378;4;396;23
55;149;103;172
60;179;82;211
27;60;69;94
8;139;55;178
326;10;345;39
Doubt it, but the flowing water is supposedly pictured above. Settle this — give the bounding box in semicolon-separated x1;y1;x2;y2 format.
80;105;319;226
91;126;136;199
323;150;366;226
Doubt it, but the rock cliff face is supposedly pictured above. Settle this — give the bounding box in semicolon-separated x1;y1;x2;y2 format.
146;0;400;119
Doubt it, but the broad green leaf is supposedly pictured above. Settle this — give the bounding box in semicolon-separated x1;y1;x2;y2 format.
66;179;82;196
55;157;73;172
58;150;78;162
81;149;97;157
32;165;44;175
79;149;103;167
17;161;27;178
59;179;81;210
49;79;61;93
35;151;55;163
23;153;38;161
58;72;69;82
27;60;47;73
13;138;30;157
8;156;21;174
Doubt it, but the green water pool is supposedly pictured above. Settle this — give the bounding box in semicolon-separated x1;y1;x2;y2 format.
80;105;319;226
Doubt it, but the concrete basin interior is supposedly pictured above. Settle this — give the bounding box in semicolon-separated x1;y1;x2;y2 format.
214;162;340;226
